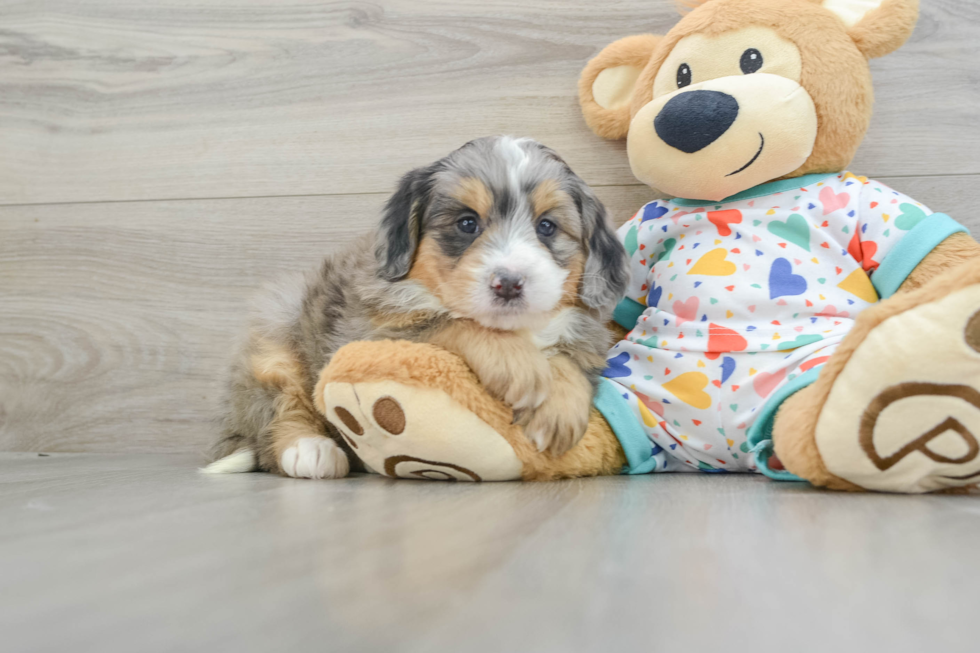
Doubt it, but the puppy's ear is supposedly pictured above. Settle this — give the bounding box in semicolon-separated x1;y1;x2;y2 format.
375;166;436;281
571;182;629;311
579;34;663;140
822;0;918;58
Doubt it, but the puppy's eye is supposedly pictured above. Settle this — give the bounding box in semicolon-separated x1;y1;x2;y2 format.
676;63;692;88
740;48;763;74
536;219;557;238
456;214;480;234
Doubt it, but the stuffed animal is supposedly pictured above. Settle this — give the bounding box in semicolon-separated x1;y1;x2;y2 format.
318;0;980;492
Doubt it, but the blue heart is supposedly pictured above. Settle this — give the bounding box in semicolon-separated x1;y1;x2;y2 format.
721;356;736;384
808;203;816;210
602;352;632;379
642;204;669;223
755;250;764;256
651;443;664;456
647;281;663;308
735;233;742;240
769;258;807;299
694;281;702;288
670;444;677;450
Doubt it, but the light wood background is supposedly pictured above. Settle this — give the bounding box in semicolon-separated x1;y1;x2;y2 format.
2;0;979;453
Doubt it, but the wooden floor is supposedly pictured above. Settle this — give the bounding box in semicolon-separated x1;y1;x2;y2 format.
3;453;979;653
3;3;980;650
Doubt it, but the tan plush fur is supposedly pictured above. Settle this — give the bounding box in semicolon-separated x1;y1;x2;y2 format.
579;34;663;140
319;340;627;480
580;0;919;179
773;240;980;489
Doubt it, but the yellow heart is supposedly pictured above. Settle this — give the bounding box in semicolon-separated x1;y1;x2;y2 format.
749;368;757;375
766;209;776;215
688;248;736;276
773;333;781;340
811;257;819;264
819;294;826;300
668;262;675;268
662;372;712;410
697;359;705;368
882;214;890;222
726;310;734;318
714;239;722;245
647;356;653;362
838;268;878;303
667;293;673;300
727;439;735;446
637;399;659;427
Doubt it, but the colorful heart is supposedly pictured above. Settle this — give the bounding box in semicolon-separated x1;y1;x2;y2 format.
642;204;669;223
647;281;663;308
708;209;743;237
753;368;787;398
673;296;699;325
769;258;807;299
819;186;850;215
602;352;632;379
895;203;928;231
767;213;810;251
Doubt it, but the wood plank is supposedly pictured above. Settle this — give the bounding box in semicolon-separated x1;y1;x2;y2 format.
0;185;654;453
1;0;978;205
2;454;978;653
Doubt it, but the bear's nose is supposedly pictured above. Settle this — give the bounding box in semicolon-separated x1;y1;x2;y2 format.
654;90;740;154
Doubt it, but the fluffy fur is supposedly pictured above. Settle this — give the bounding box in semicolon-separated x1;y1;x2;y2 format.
210;136;628;478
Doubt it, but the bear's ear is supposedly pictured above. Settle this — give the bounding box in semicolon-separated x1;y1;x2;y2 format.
822;0;919;59
579;34;663;140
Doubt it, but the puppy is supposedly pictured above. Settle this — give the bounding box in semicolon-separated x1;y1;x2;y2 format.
209;136;629;479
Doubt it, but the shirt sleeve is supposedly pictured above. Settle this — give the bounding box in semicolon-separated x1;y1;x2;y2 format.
855;179;968;298
611;203;663;329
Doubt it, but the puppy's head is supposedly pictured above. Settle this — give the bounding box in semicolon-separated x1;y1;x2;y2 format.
375;136;627;331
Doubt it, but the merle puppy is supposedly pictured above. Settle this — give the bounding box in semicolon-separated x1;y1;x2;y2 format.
209;136;628;479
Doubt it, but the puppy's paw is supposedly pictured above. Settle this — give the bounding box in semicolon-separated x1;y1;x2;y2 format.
280;436;350;479
524;394;591;456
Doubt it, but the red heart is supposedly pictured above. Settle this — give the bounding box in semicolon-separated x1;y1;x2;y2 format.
870;202;879;208
708;323;748;354
725;285;735;291
692;419;702;426
821;242;830;249
708;209;743;236
778;243;787;248
665;368;671;375
639;244;646;250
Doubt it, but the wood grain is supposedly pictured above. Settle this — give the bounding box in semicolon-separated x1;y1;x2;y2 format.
2;454;978;653
1;0;979;205
0;185;655;453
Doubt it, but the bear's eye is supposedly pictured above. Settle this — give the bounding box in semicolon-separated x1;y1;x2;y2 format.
676;63;692;88
740;48;763;74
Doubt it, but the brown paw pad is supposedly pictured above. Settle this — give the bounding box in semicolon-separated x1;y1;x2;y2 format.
372;396;406;435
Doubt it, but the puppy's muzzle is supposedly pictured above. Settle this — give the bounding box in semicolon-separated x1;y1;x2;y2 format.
490;270;525;301
654;90;739;154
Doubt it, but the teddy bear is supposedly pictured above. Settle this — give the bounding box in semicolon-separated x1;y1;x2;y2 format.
316;0;980;493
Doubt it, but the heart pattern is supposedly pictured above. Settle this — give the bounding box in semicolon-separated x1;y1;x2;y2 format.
600;173;942;473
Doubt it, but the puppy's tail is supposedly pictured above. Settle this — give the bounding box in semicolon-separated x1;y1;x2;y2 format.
200;447;258;474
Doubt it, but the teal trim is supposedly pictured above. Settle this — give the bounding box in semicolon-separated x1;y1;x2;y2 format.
612;297;646;330
671;173;836;207
746;367;824;482
594;379;660;475
871;213;968;299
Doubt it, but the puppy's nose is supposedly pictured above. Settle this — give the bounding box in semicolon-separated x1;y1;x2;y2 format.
490;270;525;300
654;90;739;154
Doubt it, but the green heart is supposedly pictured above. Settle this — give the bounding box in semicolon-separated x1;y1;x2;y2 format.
740;442;750;453
895;203;928;231
767;214;810;251
817;277;826;284
624;224;639;256
657;237;677;262
777;334;824;351
710;298;718;304
753;219;763;226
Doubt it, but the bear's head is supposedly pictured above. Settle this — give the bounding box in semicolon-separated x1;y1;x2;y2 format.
579;0;918;201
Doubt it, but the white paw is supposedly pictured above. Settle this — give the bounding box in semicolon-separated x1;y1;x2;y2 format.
280;437;349;479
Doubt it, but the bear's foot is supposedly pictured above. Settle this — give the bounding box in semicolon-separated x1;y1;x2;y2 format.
775;262;980;493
